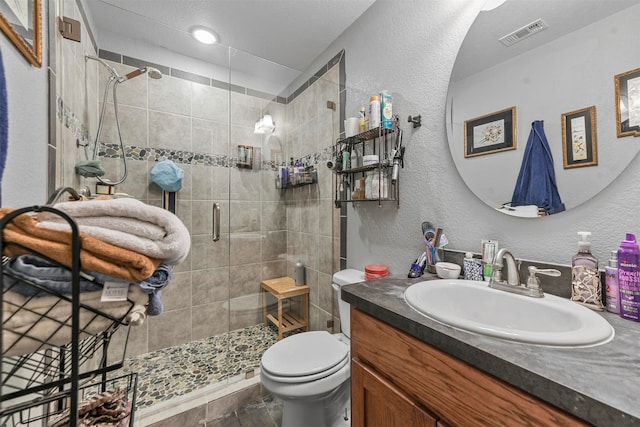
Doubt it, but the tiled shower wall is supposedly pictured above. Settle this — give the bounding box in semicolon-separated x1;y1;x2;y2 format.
54;0;343;356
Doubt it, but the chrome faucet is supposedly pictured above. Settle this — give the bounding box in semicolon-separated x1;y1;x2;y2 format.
489;248;561;298
490;248;520;286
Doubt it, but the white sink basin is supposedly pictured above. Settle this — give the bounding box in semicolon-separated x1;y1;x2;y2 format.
404;279;614;347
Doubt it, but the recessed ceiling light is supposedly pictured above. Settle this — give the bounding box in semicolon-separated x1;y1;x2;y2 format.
191;27;218;45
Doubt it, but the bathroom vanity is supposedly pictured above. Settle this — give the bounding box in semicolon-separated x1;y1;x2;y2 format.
343;277;640;426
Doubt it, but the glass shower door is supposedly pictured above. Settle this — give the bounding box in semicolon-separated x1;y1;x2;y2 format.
225;47;342;387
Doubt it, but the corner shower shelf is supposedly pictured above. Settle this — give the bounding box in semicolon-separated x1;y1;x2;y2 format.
276;167;318;190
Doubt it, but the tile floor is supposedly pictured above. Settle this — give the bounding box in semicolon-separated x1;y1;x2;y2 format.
207;394;283;427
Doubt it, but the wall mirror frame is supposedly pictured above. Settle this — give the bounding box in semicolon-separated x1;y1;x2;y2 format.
446;0;640;218
0;0;42;67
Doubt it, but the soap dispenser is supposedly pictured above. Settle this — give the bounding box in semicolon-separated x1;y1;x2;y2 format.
571;231;604;311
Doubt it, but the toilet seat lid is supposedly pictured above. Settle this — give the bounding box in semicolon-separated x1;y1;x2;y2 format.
262;331;349;377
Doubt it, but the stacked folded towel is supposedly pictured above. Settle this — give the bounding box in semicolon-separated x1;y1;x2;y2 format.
3;254;120;296
0;208;160;282
37;197;191;264
0;196;192;356
36;197;191;316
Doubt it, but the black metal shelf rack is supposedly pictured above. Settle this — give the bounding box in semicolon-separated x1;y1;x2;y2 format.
0;188;138;427
334;118;402;207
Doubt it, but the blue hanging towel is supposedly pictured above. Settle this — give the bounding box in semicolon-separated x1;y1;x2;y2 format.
511;121;565;215
0;48;8;206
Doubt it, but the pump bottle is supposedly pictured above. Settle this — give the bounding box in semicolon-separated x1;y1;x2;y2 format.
571;231;604;310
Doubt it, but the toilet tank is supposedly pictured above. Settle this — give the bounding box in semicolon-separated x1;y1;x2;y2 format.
332;269;365;338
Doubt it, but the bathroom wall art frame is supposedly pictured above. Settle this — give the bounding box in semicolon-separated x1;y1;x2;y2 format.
561;105;597;169
463;106;516;158
0;0;42;67
615;67;640;138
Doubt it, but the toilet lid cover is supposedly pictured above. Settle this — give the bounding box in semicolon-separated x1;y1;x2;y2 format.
262;331;349;377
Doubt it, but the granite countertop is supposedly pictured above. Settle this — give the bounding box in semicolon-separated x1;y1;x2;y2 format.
341;275;640;427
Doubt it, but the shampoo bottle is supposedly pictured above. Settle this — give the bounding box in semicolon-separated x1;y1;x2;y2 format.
617;233;640;321
369;95;381;129
571;231;604;311
295;260;306;286
605;250;620;314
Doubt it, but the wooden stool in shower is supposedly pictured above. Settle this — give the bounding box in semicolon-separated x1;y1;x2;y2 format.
261;277;310;340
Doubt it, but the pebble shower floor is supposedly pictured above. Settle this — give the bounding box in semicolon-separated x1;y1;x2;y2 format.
117;324;279;409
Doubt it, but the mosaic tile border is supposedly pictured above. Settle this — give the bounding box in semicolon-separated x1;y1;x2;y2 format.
97;143;335;171
56;97;91;147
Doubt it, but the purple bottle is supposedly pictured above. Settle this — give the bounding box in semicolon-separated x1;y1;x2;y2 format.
617;233;640;322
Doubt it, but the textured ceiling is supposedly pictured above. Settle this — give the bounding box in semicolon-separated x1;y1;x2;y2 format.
82;0;376;73
452;0;638;81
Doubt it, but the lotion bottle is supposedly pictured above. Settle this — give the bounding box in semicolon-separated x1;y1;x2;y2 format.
571;231;604;311
369;95;381;129
617;233;640;321
605;250;620;314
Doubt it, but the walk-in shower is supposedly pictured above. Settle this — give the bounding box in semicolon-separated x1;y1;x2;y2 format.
84;55;162;185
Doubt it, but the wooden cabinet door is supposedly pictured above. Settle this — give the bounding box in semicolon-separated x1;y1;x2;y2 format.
351;357;437;427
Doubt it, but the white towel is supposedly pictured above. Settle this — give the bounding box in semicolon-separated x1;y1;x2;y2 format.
37;197;191;264
3;285;148;357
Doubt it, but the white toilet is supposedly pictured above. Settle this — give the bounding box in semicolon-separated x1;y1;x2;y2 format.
260;269;364;427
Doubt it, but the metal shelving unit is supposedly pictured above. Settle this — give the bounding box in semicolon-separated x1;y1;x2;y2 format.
334;117;402;207
0;188;138;427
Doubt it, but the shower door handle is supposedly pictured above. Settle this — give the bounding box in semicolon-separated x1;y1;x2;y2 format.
212;203;221;242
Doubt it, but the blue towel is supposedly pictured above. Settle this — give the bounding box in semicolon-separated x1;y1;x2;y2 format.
150;160;183;192
0;48;8;206
3;254;125;297
511;121;565;215
137;263;173;315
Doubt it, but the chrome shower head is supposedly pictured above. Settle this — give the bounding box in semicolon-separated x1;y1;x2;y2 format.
146;67;163;79
119;66;163;82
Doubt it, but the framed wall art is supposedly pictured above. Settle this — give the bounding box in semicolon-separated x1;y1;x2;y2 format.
561;106;597;169
464;106;516;158
615;67;640;138
0;0;42;67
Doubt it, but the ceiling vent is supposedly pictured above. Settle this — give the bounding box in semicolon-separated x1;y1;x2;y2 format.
499;19;548;47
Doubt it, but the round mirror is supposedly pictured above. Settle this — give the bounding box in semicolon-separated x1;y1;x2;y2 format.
446;0;640;217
